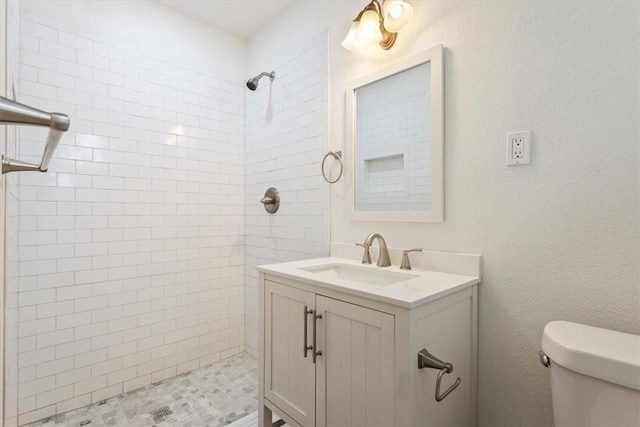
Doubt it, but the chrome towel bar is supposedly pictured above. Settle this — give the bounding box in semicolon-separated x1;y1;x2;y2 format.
0;96;70;174
418;348;461;402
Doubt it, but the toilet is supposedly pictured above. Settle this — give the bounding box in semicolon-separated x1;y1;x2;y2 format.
540;321;640;426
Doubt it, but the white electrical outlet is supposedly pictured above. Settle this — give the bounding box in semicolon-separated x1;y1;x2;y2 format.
506;130;531;166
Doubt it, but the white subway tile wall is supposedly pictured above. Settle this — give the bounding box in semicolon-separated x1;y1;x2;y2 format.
244;35;330;357
5;153;21;427
5;3;23;426
13;10;245;425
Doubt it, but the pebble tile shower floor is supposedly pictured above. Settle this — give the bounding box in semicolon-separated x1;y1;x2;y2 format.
28;353;258;427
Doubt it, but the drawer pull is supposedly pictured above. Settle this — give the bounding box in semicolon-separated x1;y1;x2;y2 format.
312;311;323;363
303;306;313;357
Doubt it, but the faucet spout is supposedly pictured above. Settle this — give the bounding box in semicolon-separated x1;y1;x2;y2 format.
363;233;391;267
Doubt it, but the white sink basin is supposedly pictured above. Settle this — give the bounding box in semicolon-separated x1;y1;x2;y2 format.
258;255;481;308
300;263;417;286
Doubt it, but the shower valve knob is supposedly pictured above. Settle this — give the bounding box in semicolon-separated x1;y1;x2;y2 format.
260;187;280;214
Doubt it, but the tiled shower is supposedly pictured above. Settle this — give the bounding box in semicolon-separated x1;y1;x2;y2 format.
244;33;329;357
3;3;328;425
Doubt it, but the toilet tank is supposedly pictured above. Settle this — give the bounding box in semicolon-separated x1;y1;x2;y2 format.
541;321;640;427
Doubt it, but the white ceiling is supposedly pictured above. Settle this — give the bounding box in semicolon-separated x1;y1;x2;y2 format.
157;0;296;39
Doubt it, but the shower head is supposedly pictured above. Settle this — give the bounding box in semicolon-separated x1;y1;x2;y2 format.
246;71;275;91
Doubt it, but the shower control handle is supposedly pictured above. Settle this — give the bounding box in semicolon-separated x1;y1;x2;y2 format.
260;187;280;214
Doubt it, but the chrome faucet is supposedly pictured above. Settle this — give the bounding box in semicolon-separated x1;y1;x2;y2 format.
363;233;391;267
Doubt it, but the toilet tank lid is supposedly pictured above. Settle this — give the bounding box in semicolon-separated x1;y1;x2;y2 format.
542;321;640;391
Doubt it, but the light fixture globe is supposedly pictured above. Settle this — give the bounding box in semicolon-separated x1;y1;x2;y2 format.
342;21;363;51
382;0;413;32
358;9;383;46
342;0;405;53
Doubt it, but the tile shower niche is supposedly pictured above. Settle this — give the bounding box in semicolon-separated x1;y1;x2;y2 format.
360;153;407;210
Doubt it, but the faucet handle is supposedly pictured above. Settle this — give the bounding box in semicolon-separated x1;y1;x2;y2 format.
356;243;372;264
400;248;422;270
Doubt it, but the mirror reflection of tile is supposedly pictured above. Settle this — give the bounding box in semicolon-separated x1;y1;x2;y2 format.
356;62;432;212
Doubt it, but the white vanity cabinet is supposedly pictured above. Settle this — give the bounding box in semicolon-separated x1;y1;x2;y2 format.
258;256;479;427
263;280;395;426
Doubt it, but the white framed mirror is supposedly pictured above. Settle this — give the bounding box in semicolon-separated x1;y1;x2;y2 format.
346;44;443;222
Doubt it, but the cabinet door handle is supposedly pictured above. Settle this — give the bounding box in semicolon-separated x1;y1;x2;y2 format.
312;310;323;364
303;305;313;358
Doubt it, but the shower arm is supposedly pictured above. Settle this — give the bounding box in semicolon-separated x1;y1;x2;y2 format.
254;72;274;80
0;96;70;174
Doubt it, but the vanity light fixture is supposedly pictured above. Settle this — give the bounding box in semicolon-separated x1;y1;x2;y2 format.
342;0;413;53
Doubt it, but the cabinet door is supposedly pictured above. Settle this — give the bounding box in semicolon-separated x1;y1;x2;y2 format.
264;280;316;426
315;296;395;427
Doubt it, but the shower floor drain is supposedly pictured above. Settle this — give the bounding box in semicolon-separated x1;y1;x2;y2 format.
150;406;173;423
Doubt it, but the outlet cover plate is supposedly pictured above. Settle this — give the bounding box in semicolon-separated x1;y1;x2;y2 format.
506;130;531;166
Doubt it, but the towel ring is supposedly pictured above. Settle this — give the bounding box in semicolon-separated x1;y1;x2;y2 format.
322;150;343;184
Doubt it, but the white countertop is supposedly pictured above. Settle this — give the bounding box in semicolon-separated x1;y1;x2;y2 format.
257;257;480;309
